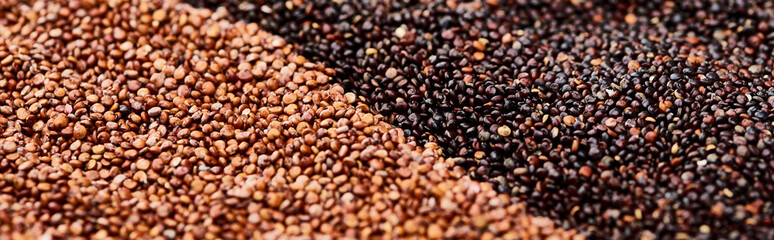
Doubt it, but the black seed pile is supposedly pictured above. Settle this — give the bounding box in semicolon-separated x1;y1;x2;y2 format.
194;0;774;238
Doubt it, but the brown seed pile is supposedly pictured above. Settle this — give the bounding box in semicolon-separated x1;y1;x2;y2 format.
0;0;576;239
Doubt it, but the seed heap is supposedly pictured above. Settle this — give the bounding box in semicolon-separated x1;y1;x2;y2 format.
0;0;577;239
203;0;774;238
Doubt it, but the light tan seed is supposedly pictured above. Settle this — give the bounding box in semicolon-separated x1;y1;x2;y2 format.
497;125;511;137
206;24;221;38
49;28;63;38
153;59;166;70
385;68;398;79
152;9;167;22
137;159;150;170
